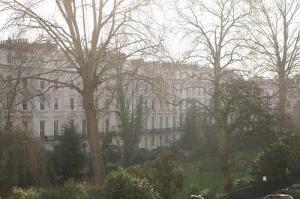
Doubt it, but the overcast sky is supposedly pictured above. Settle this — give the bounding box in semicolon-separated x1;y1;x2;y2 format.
0;0;299;77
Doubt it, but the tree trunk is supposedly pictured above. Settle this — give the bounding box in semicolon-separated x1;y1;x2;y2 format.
221;145;233;192
213;60;233;192
278;71;287;134
218;128;234;192
83;90;106;185
222;161;233;192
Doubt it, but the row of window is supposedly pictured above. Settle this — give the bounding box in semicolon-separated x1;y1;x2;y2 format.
39;119;87;137
144;134;177;149
22;97;76;111
144;99;210;112
39;118;112;137
141;84;212;97
144;114;184;130
6;77;45;90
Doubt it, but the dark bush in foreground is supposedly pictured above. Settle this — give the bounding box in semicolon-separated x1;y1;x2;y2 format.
130;150;184;199
51;125;85;182
200;188;217;199
103;168;161;199
10;180;101;199
0;129;49;197
251;136;300;181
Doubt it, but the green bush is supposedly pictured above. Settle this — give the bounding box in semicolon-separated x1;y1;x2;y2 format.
0;129;49;197
233;176;255;190
130;150;184;199
251;136;300;181
103;168;161;199
10;181;101;199
10;187;42;199
41;181;90;199
200;188;217;199
180;105;207;156
128;148;156;165
51;125;85;182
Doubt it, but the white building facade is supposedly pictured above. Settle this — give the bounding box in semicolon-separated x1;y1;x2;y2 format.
1;38;299;151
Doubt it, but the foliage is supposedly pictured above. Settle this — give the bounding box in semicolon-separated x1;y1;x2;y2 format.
290;101;300;134
232;176;255;190
200;188;217;199
103;168;161;199
10;180;101;199
180;104;206;154
127;148;156;165
10;187;41;199
102;132;122;167
251;136;300;181
103;136;155;168
215;78;275;191
131;150;184;199
118;92;144;166
51;125;85;181
0;129;49;197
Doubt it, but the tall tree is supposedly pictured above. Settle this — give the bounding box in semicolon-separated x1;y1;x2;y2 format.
174;0;252;191
117;82;144;165
246;0;300;134
1;0;162;184
52;125;85;181
181;103;205;153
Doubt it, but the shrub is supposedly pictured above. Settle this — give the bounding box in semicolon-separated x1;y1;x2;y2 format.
200;188;217;199
179;105;207;157
51;125;85;181
10;180;101;199
102;132;122;167
10;187;42;199
130;150;184;199
233;176;255;190
103;168;161;199
128;148;156;165
251;136;300;181
0;129;49;197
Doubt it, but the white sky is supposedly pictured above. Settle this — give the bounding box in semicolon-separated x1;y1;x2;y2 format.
0;0;299;77
0;0;184;58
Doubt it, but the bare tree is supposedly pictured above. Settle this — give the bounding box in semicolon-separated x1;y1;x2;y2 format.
246;0;300;134
0;38;56;131
0;0;163;185
174;0;252;191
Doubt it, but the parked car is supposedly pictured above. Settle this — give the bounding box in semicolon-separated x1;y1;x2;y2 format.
281;184;300;199
261;194;294;199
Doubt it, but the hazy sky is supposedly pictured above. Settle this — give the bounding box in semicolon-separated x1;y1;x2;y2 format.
0;0;299;77
0;0;186;59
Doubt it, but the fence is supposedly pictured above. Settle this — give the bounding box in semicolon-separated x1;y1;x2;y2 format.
216;172;300;199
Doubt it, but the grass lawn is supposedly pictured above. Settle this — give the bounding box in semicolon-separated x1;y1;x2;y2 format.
180;160;247;194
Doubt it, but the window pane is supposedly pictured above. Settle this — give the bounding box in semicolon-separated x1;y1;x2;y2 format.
40;120;45;137
160;116;163;129
54;98;59;110
151;137;155;146
54;120;59;136
152;116;155;129
40;96;45;110
82;119;87;134
70;98;74;110
22;101;27;110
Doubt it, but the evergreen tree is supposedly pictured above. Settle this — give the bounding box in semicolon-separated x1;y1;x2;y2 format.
119;96;144;166
180;104;205;152
52;125;84;181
